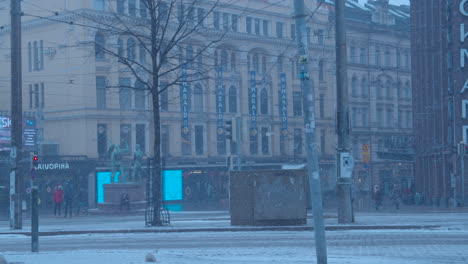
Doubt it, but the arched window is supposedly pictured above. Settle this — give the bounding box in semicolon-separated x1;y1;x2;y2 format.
134;79;146;109
221;49;228;70
351;76;358;96
117;38;124;60
95;32;105;59
194;84;203;112
253;53;259;72
361;77;367;97
230;52;236;71
229;86;237;113
128;0;136;16
260;88;268;114
386;80;392;98
139;42;146;63
127;38;136;60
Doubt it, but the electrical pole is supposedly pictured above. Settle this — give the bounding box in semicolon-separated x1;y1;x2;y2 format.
335;0;354;224
293;0;327;263
10;0;23;230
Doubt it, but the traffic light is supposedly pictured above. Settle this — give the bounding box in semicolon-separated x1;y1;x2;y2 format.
225;120;233;140
32;155;38;167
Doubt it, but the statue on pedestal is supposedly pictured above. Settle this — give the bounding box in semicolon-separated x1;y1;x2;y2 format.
110;141;129;183
131;144;144;182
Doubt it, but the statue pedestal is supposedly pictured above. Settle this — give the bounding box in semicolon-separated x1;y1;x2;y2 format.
97;183;147;213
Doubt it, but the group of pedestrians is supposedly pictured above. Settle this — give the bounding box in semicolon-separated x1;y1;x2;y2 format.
372;184;402;211
52;182;85;217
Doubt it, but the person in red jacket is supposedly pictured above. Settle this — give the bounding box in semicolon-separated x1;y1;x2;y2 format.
53;184;64;216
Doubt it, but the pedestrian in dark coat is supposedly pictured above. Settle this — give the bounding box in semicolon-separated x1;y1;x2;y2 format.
391;184;402;210
53;184;63;216
64;182;73;218
372;185;383;211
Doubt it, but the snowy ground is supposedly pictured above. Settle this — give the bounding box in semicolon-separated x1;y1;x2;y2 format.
1;229;468;264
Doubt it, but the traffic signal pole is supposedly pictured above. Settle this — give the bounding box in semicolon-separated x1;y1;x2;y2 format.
293;0;327;263
335;0;354;224
10;0;23;230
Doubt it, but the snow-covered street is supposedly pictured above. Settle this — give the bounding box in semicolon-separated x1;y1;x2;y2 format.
2;229;468;263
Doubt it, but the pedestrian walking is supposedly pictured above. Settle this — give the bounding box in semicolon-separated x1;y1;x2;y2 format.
391;184;402;210
372;185;383;211
52;184;63;216
63;181;74;218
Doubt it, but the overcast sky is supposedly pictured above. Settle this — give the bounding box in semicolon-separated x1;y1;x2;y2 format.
358;0;410;6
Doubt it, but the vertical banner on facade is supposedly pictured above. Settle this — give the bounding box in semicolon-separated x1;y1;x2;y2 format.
216;68;224;135
250;71;257;135
181;67;190;138
280;73;288;138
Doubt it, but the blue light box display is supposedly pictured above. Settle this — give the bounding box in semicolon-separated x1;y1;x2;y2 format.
96;170;183;203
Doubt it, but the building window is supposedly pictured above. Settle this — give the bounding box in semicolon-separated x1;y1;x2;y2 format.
221;49;228;70
261;127;269;155
246;17;252;33
33;41;39;71
361;78;367;97
134;80;146;110
260;88;268;114
197;48;203;69
197;8;205;27
291;24;296;40
140;0;147;17
217;133;226;155
97;124;107;158
94;0;105;10
231;14;238;31
385;48;391;66
186;45;194;67
120;124;132;151
386;80;392;98
319;59;324;81
194;84;204;112
127;38;136;61
160;82;169;111
250;133;258;155
386;109;393;128
229;86;237;113
352;108;357;127
294;128;302;155
317;29;324;45
214;11;220;29
230;52;236;71
159;2;168;21
397;81;402;98
396;49;401;67
350;46;356;63
319;94;325;118
139;42;146;63
320;129;326;154
293;91;302;116
276;22;283;38
119;78;132;110
398;110;403;128
405;81;411;98
128;0;136;16
362;108;368;127
136;124;146;154
28;42;32;72
254;18;260;35
406;111;411;128
277;56;283;73
376;80;383;98
351;76;358;96
195;125;204;155
95;32;106;59
375;47;381;66
96;76;106;109
222;13;229;30
263;20;269;36
404;52;409;69
161;125;169;156
33;84;39;109
253;54;259;72
377;109;383;127
360;48;366;64
117;0;125;13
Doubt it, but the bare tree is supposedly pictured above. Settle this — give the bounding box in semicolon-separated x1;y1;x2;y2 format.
81;0;226;226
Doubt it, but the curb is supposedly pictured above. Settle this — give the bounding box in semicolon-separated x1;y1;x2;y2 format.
0;225;441;237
